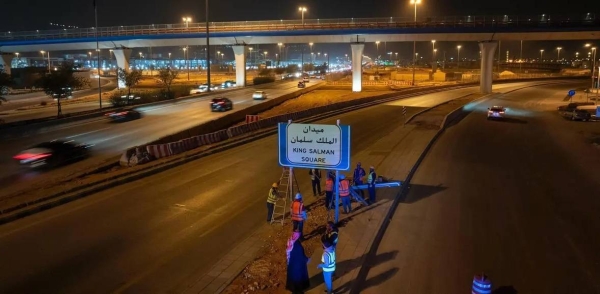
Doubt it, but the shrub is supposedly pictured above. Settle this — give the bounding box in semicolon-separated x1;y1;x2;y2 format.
253;76;275;85
40;101;47;106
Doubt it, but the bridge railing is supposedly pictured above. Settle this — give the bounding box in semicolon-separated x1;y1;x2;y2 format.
0;14;598;41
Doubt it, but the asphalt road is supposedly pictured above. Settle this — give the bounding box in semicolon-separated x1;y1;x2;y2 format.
0;81;556;293
359;82;600;293
0;79;323;197
0;77;115;114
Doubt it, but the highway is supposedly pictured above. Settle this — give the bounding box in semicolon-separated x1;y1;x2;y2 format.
0;77;115;116
359;83;600;293
0;81;563;293
0;79;324;198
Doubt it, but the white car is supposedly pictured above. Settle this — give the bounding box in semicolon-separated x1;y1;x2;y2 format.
190;84;219;94
487;106;506;119
252;91;268;100
303;77;310;83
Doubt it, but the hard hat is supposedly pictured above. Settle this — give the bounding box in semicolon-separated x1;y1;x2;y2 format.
339;174;346;179
370;166;375;169
295;193;302;200
272;183;278;188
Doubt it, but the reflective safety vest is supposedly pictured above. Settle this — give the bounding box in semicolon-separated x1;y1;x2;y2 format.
267;189;277;204
367;172;375;184
325;178;334;192
321;250;336;272
291;200;304;221
339;180;350;197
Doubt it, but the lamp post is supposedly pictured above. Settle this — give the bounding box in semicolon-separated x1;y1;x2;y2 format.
457;45;461;69
205;0;211;92
431;40;436;63
249;47;253;67
88;51;92;68
410;0;421;86
519;40;523;72
15;52;19;67
298;7;307;25
586;44;597;94
217;50;221;63
309;42;313;53
183;17;192;28
278;43;283;65
324;53;329;73
40;51;50;73
183;47;189;80
375;41;380;60
540;49;544;62
556;47;562;62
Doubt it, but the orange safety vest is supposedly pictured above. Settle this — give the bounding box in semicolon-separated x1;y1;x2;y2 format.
339;180;350;197
325;178;334;192
291;200;304;221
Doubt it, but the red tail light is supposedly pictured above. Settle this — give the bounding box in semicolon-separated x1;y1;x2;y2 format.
13;153;51;160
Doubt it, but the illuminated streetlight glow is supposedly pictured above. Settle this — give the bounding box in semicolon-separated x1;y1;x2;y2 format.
182;17;192;28
540;49;544;61
457;45;462;69
556;47;562;61
298;7;307;25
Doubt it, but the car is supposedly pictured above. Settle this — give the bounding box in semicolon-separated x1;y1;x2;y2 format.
253;91;268;100
51;87;73;100
298;81;305;88
557;102;595;113
568;105;596;121
13;140;92;168
190;84;219;94
211;97;233;112
119;94;141;105
221;80;237;88
303;77;310;83
487;106;506;119
105;109;142;122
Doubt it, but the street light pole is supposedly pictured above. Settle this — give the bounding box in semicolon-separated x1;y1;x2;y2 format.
205;0;211;92
410;0;421;86
540;49;544;62
94;0;102;109
298;7;307;25
457;45;461;69
519;40;523;72
556;47;562;62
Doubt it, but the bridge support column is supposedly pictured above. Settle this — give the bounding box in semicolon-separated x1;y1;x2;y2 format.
0;53;13;75
351;43;365;92
479;41;498;94
232;45;247;87
112;48;132;89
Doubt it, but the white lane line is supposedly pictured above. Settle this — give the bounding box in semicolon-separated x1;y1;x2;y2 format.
65;127;111;139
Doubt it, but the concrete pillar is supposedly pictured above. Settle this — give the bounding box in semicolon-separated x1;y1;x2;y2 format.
112;48;132;89
0;53;13;75
479;41;498;94
232;45;247;87
351;43;365;92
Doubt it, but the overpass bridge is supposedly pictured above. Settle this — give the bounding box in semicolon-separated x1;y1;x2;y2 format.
1;14;599;93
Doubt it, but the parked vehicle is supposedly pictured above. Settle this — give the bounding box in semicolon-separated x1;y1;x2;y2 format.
13;140;92;168
221;80;237;88
210;97;233;112
190;84;219;94
303;77;310;83
298;81;305;88
568;105;597;121
252;91;268;100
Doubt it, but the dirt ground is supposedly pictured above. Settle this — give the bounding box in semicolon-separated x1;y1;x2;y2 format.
223;196;349;294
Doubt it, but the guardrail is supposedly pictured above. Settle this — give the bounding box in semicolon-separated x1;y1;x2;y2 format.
1;14;598;41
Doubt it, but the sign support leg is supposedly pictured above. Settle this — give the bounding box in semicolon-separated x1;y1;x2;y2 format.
335;170;340;224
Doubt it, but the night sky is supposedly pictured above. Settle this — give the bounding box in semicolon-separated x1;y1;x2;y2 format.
0;0;596;60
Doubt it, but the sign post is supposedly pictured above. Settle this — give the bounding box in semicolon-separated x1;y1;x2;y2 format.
568;90;576;103
278;120;351;223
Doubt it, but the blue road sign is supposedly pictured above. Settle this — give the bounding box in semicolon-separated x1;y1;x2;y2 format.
278;123;351;170
568;90;576;96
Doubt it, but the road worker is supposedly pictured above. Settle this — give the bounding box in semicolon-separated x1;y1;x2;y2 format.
367;166;377;204
353;162;366;197
291;193;307;237
339;174;351;214
267;182;278;222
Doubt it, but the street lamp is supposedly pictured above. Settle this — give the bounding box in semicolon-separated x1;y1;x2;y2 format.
431;40;436;58
410;0;421;86
217;50;221;63
309;42;314;53
556;47;562;62
324;53;329;73
375;41;380;58
540;49;544;62
15;52;19;67
40;50;50;73
88;51;92;68
298;7;307;25
395;52;398;60
457;45;461;69
585;44;597;94
278;43;283;63
182;17;192;28
249;47;253;66
183;47;189;80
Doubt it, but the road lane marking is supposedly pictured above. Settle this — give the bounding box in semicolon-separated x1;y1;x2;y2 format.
65;127;110;139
